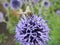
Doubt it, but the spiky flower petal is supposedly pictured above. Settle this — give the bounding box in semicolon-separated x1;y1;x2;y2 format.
15;14;50;45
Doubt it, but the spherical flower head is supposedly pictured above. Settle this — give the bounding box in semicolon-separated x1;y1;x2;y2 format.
2;1;9;9
10;0;22;10
15;14;50;45
42;0;51;9
0;12;4;22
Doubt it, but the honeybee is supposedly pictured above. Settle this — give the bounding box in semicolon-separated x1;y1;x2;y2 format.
11;6;32;18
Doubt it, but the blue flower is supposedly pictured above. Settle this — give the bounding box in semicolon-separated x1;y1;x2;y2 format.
42;0;51;9
56;10;60;15
3;1;9;9
15;14;50;45
10;0;22;10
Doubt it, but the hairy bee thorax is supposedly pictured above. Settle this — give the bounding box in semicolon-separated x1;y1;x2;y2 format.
18;6;33;17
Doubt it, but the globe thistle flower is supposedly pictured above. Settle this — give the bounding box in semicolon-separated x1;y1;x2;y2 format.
41;0;51;9
2;1;9;9
0;12;4;22
10;0;22;10
15;14;50;45
56;10;60;15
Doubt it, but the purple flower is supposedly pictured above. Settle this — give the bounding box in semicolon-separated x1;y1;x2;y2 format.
56;10;60;15
15;14;50;45
10;0;22;10
3;1;9;9
0;12;4;22
42;0;51;9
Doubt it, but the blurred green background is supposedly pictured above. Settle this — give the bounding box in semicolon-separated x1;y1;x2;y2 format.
0;0;60;45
